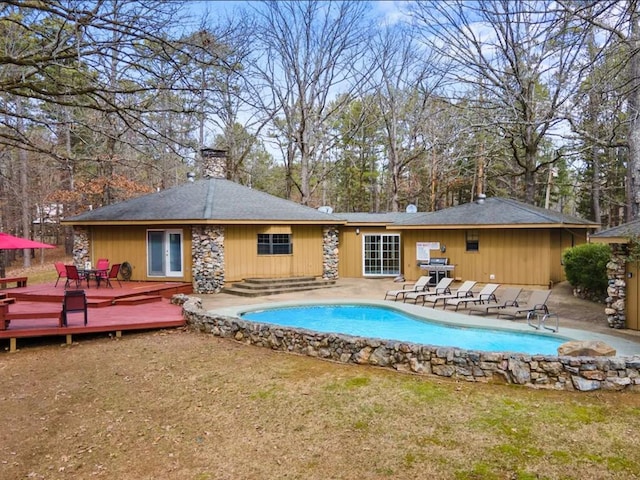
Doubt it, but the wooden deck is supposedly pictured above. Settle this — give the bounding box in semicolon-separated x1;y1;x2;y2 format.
0;280;192;352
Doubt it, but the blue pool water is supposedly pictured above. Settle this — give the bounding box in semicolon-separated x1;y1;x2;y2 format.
240;304;565;355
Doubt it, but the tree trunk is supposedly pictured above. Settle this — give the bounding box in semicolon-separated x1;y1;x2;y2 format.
628;6;640;220
17;98;31;268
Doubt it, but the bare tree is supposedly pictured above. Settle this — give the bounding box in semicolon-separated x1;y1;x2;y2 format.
249;0;371;205
561;1;640;221
365;22;448;212
409;0;590;204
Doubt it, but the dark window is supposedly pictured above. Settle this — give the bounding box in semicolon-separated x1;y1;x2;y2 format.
257;233;292;255
466;230;479;252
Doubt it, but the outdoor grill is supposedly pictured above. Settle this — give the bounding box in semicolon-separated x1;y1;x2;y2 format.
419;257;454;286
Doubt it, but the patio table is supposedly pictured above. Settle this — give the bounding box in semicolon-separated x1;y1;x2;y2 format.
78;268;108;288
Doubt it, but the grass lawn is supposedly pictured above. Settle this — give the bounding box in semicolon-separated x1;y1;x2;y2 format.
2;330;640;480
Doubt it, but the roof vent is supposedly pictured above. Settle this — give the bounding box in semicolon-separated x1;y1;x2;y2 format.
318;206;333;214
406;204;418;213
476;194;486;204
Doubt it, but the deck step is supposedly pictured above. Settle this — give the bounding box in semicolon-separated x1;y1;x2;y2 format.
222;277;337;297
113;295;163;306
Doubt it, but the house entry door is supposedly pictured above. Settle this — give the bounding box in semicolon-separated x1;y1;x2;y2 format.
362;234;400;276
147;229;183;277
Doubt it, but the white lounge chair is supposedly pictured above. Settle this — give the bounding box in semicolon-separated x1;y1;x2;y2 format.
420;280;477;308
384;275;432;301
403;277;454;304
467;287;522;315
496;290;551;320
444;283;500;311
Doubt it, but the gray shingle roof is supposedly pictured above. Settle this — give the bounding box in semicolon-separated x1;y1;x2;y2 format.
392;197;598;227
64;178;344;224
591;219;640;238
334;212;420;224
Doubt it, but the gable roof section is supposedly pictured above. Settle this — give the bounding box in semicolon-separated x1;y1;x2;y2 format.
590;219;640;243
63;178;345;225
391;197;598;229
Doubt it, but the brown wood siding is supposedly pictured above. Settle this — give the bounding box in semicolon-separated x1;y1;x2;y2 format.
338;227;362;277
225;225;324;282
404;229;553;285
90;226;193;282
340;227;586;286
549;229;586;284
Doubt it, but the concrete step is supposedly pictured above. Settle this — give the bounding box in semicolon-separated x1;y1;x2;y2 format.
230;277;329;291
222;278;337;297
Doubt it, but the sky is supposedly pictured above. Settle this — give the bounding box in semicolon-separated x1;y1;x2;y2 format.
184;1;410;26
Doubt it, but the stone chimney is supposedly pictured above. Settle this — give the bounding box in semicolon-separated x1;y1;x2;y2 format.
200;148;227;179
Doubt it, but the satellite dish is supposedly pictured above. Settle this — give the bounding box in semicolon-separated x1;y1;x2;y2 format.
318;206;333;214
405;204;417;213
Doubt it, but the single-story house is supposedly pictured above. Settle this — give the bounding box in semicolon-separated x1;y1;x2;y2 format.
63;157;599;294
590;220;640;330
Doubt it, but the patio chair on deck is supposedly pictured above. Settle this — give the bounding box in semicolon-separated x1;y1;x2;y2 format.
444;283;500;311
96;258;109;271
61;289;88;326
104;263;122;288
54;262;67;287
467;287;522;316
95;258;110;285
64;264;86;289
496;289;551;320
384;275;432;301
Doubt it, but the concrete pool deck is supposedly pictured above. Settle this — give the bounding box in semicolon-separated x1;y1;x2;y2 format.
198;278;640;357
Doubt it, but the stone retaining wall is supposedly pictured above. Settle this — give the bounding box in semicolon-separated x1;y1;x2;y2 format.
180;297;640;393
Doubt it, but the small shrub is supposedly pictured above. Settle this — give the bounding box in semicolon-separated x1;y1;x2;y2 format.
562;243;610;296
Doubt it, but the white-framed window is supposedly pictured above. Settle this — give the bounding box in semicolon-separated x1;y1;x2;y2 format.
363;234;401;276
147;229;183;277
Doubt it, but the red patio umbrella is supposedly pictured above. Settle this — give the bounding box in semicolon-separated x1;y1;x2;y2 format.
0;233;55;277
0;232;55;250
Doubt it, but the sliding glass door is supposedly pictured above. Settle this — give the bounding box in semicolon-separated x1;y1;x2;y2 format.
363;234;400;276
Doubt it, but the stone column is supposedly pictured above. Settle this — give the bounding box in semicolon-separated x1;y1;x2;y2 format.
605;244;627;329
322;226;339;280
192;225;225;293
72;226;90;268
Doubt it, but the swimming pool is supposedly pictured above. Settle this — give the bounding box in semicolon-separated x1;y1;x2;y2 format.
240;304;566;355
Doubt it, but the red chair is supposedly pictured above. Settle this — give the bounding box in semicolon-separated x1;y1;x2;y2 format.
95;258;109;284
61;289;88;326
64;265;86;289
54;262;67;287
104;264;121;288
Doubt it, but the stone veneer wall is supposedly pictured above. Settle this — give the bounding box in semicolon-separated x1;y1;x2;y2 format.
322;226;339;280
180;297;640;393
191;225;225;294
605;244;627;329
72;226;90;267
